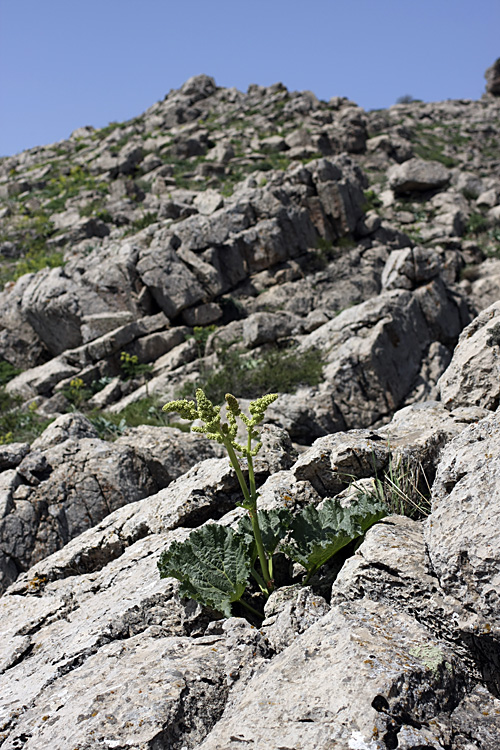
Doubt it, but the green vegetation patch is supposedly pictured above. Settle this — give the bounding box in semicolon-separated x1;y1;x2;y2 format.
0;389;53;444
178;344;324;404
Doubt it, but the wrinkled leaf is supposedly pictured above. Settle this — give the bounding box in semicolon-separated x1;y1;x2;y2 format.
158;524;251;617
283;495;387;580
237;507;293;562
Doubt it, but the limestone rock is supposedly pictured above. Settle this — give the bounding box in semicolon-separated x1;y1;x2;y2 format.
19;266;111;355
115;425;224;487
0;420;157;592
198;599;468;749
388;158;450;194
438;300;500;410
425;411;500;660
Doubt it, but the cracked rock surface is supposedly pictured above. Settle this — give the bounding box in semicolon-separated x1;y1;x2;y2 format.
1;65;500;748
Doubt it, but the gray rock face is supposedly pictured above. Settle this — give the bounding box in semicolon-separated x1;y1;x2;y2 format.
282;283;469;436
425;410;500;693
2;73;500;748
115;424;224;487
0;416;156;593
438;300;500;410
0;533;267;750
0;415;229;593
198;599;469;749
19;266;111;355
0;394;499;748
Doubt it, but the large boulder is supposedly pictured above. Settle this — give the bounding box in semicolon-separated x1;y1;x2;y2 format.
0;414;157;592
19;267;111;355
485;57;500;96
289;282;468;433
438;300;500;410
424;409;500;694
388;158;450;194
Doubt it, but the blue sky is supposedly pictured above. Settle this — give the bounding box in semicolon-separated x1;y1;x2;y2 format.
1;0;499;156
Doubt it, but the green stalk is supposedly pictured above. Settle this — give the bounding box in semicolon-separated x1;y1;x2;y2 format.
249;507;273;593
238;598;264;619
250;566;267;593
247;432;257;503
246;432;273;591
224;438;252;507
223;435;273;592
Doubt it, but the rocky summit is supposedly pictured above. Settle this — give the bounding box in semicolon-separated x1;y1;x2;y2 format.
0;62;500;749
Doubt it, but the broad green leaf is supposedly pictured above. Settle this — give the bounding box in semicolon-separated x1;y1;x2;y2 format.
283;495;387;580
237;507;293;562
157;524;251;617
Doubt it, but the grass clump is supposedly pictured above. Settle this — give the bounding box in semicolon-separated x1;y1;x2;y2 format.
0;363;52;444
466;211;489;237
0;390;52;444
362;189;382;212
132;212;158;231
0;360;21;385
178;344;323;404
119;352;153;380
356;455;432;520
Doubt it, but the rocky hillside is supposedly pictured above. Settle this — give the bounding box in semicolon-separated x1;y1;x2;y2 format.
0;66;500;748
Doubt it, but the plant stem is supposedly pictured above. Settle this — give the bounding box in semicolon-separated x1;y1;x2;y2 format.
247;433;257;502
224;436;273;592
250;567;267;593
224;439;252;506
238;598;264;619
248;508;273;593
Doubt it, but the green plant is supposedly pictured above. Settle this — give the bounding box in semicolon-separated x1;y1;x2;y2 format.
0;389;52;443
88;397;169;439
158;390;387;619
186;325;218;358
362;189;382;213
0;360;21;385
62;377;93;408
412;132;457;168
119;352;153;380
336;235;356;250
355;454;431;520
87;414;128;439
132;212;158;231
178;344;324;405
466;212;489;237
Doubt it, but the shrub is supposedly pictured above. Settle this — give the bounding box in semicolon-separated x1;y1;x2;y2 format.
396;95;416;104
88;397;169;439
185;325;218;358
132;212;158;231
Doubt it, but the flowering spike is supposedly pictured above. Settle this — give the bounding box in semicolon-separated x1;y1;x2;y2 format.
162;398;199;421
249;393;278;425
196;389;220;427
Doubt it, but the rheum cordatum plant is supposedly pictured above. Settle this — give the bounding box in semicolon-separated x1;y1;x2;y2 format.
158;389;387;619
